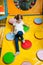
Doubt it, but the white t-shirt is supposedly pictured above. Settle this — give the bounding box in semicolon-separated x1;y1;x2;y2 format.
13;20;24;34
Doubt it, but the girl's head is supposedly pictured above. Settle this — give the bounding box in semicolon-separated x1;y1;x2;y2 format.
15;14;23;21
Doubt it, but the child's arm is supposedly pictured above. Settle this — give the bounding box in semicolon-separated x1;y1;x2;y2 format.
11;22;16;33
11;26;15;33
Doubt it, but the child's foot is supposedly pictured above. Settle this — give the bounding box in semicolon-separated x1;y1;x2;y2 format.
15;52;20;56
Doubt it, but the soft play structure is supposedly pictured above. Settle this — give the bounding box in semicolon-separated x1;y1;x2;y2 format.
0;0;43;65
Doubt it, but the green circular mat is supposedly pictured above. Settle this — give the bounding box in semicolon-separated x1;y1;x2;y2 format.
23;25;29;32
3;52;15;64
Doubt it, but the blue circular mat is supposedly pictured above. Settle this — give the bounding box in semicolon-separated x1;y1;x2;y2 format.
6;33;15;40
34;18;42;24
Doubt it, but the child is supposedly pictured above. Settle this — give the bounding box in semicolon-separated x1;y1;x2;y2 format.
13;14;25;55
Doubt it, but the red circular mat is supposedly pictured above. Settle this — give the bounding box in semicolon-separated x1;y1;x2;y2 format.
21;40;32;49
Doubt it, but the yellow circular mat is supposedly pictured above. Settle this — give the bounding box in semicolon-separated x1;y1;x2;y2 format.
34;31;43;40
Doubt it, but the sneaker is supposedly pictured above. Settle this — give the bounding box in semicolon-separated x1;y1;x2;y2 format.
22;40;25;43
15;52;20;56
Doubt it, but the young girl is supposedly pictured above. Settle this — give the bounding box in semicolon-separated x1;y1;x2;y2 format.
13;14;25;55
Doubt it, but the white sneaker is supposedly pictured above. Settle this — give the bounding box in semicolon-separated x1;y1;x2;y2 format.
22;40;25;43
15;52;20;56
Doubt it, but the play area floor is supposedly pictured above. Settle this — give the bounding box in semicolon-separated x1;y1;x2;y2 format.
0;15;43;65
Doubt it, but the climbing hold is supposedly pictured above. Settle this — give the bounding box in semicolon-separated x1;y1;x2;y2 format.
21;61;32;65
34;31;43;40
37;49;43;61
21;40;32;49
8;18;16;25
6;32;15;40
34;18;42;24
3;52;15;64
23;25;29;32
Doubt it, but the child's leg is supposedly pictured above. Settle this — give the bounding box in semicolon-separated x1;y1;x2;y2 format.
15;35;19;52
17;31;24;42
